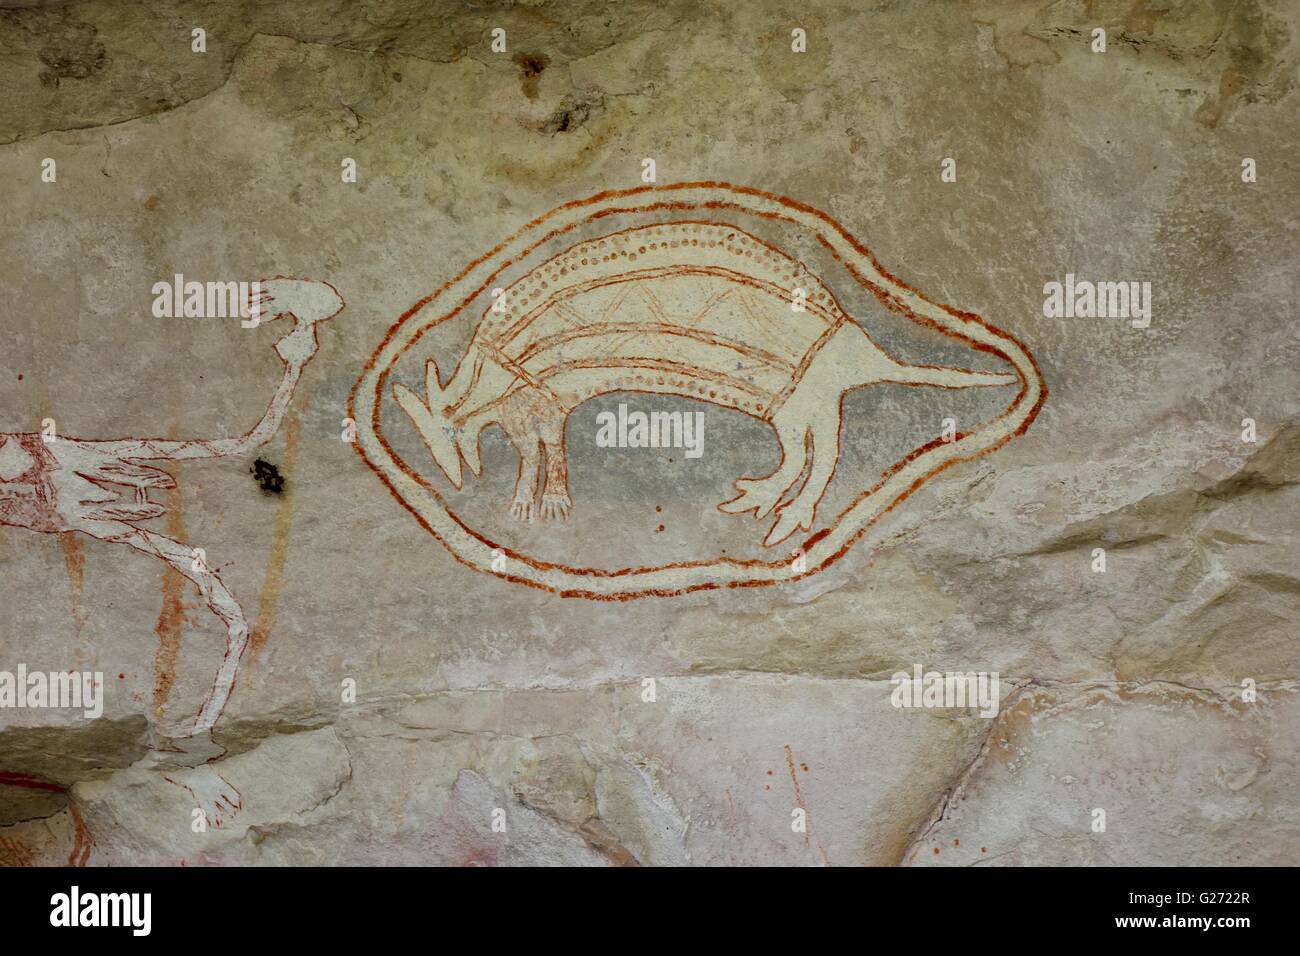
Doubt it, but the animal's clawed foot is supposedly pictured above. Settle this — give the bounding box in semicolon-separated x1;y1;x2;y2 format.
718;476;788;520
510;493;572;522
540;492;572;522
509;496;536;523
763;497;817;548
720;470;821;546
164;764;243;830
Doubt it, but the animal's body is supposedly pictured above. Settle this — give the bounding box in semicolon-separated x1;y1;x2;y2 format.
395;220;1016;545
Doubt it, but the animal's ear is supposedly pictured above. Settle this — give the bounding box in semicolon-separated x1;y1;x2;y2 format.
394;362;464;488
426;357;446;396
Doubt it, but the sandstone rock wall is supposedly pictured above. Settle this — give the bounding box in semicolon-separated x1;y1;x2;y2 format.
0;0;1296;866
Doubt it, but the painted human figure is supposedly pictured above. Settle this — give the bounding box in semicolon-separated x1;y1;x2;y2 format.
0;278;344;825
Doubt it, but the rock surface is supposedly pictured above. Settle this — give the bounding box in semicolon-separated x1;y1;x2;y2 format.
0;0;1296;865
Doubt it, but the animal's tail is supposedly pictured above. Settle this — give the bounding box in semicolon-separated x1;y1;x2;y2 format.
881;362;1018;389
393;359;469;488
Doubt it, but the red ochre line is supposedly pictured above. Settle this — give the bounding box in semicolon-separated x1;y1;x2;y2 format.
368;347;1033;597
354;193;1044;593
492;260;841;350
0;772;92;865
450;347;777;426
512;320;796;376
484;218;845;344
0;771;66;793
347;182;1048;600
532;356;776;402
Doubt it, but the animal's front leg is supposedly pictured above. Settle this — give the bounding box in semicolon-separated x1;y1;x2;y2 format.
507;435;541;522
540;439;571;521
538;414;571;522
95;278;344;464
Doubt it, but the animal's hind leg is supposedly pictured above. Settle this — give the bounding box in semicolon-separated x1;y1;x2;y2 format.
718;414;810;520
539;412;571;522
764;412;841;547
75;519;249;737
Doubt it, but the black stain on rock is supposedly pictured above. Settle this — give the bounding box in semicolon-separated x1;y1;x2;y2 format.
540;88;604;135
250;458;285;495
35;20;108;89
513;51;549;100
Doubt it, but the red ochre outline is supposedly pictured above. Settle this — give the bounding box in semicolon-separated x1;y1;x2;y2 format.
0;772;93;866
347;182;1048;600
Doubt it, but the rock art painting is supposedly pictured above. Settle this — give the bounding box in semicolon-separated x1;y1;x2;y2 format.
1;280;343;822
352;183;1046;598
4;0;1296;882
